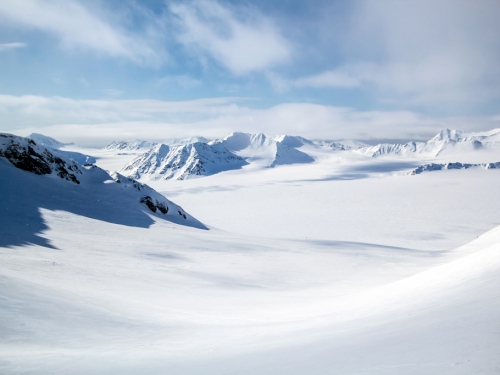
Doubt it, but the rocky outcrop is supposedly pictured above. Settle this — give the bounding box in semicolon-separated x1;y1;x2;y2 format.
0;134;81;184
410;161;500;175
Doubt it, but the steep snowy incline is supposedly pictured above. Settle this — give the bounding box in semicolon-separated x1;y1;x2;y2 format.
360;128;500;158
120;142;247;180
0;134;205;246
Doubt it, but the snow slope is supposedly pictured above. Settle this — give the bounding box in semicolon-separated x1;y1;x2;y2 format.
1;160;500;374
120;142;247;180
0;133;204;241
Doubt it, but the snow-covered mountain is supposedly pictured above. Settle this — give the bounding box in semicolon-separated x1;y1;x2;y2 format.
0;133;203;228
104;136;212;152
360;128;500;157
219;132;315;167
120;142;247;180
104;139;158;151
118;132;367;180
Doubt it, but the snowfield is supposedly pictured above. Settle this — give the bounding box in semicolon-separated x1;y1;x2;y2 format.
1;130;500;374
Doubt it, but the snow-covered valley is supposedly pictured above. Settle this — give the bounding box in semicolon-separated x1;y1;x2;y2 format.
1;129;500;374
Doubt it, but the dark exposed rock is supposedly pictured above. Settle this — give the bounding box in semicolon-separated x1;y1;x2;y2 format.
140;196;169;215
0;135;81;184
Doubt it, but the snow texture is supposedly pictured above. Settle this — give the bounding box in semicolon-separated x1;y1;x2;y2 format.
3;128;500;374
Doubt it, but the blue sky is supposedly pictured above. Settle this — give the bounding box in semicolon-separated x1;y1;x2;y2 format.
0;0;499;146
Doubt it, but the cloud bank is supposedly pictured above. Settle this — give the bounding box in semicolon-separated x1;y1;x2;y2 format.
2;94;499;147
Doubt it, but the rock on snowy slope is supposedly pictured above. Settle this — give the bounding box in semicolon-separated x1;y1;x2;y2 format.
28;133;96;166
360;128;500;157
120;142;248;180
0;133;205;232
410;161;500;175
1;133;82;184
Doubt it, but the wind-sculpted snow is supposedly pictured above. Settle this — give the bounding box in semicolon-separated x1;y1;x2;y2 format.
120;142;247;180
360;128;500;157
410;161;500;175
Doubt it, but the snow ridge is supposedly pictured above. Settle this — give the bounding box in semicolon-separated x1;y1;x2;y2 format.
28;133;73;149
0;133;202;226
1;133;82;184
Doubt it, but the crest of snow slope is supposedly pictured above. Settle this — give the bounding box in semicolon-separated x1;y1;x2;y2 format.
120;142;248;180
360;128;500;158
0;133;205;240
28;133;73;149
27;133;96;166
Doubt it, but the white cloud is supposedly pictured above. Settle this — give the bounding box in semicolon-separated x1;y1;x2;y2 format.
289;0;500;109
1;94;499;147
0;0;164;65
169;0;292;75
0;42;26;51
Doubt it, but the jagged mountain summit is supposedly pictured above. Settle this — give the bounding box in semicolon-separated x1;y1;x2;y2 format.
120;142;247;180
104;139;158;151
104;136;213;152
0;133;204;230
360;128;500;158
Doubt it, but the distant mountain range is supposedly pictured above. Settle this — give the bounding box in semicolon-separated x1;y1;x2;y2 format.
27;128;500;181
110;132;367;180
359;128;500;157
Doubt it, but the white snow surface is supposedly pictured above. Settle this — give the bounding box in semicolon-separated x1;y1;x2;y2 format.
2;128;500;374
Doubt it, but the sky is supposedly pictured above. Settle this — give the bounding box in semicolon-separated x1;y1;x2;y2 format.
0;0;499;146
